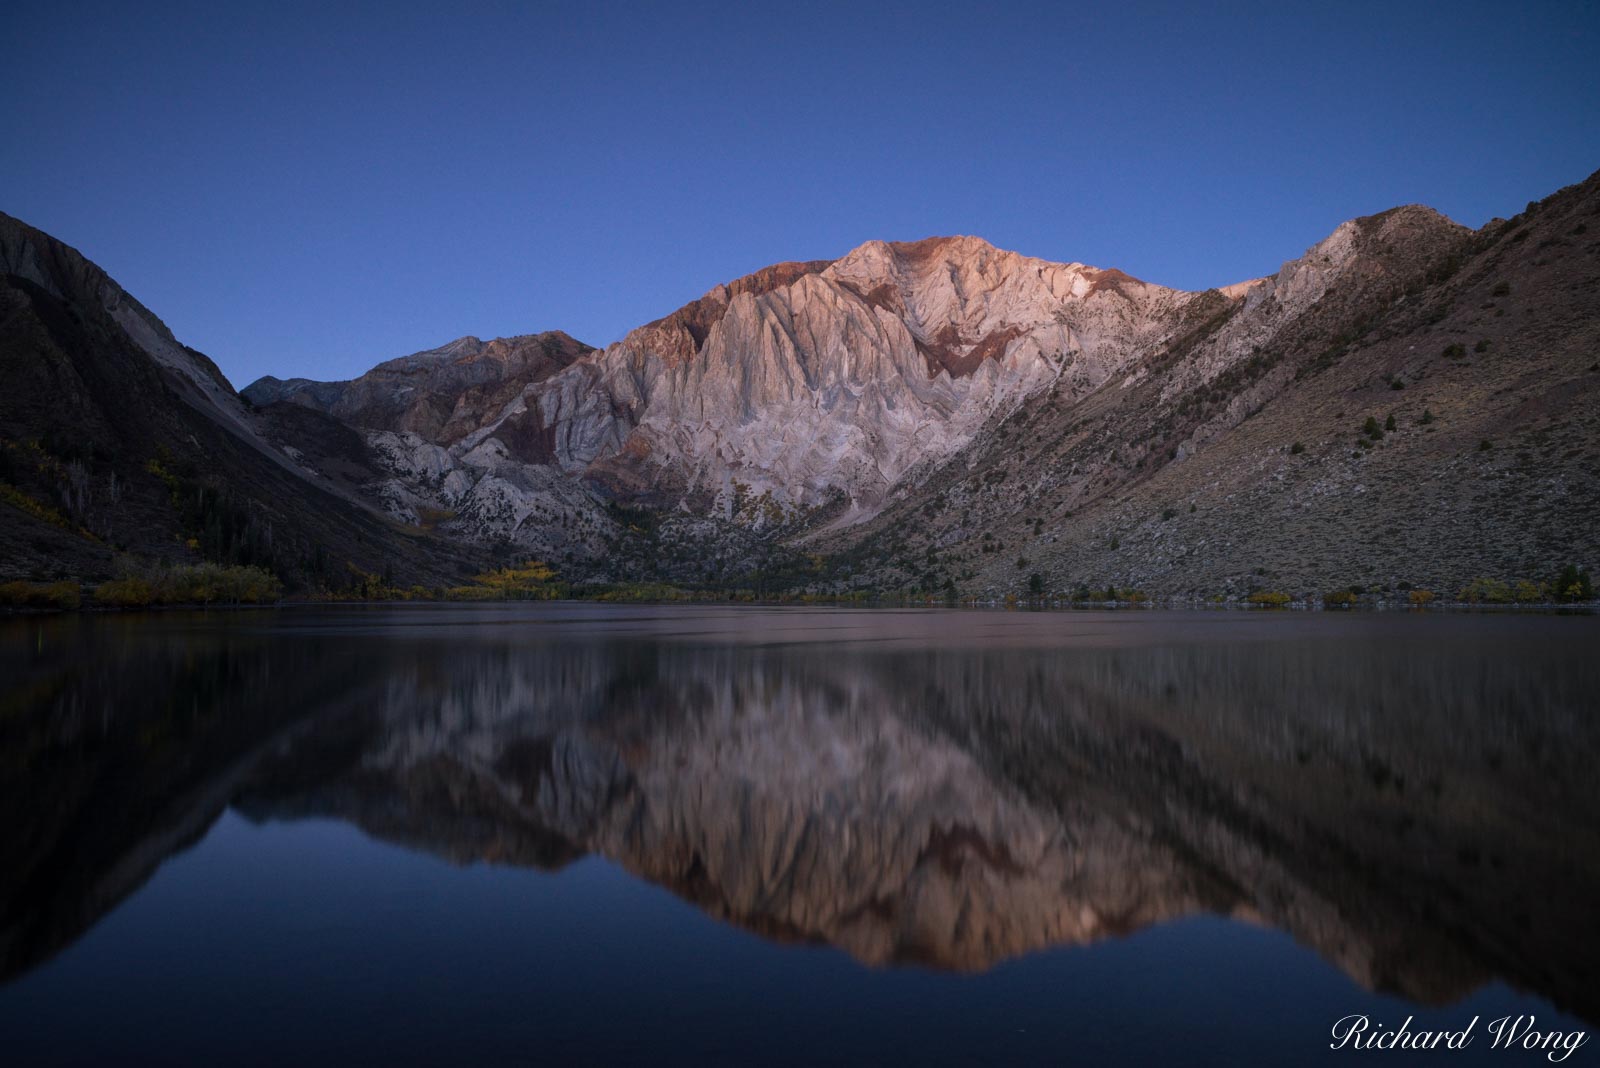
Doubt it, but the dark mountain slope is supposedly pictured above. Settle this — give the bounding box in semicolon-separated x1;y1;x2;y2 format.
0;212;483;589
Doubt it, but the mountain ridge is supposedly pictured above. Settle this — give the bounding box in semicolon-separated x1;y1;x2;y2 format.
5;168;1597;598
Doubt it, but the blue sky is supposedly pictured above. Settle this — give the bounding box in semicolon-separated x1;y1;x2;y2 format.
6;1;1599;387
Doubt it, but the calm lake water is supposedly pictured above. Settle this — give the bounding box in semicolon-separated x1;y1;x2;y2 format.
2;605;1597;1066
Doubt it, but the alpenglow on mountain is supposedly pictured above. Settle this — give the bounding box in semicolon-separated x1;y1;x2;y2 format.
3;168;1598;597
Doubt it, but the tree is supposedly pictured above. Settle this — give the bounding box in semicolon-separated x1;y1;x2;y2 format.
1553;565;1594;603
1028;573;1045;595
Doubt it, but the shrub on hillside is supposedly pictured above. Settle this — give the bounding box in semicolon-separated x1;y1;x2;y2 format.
162;563;281;604
453;562;564;600
0;580;82;610
1458;577;1513;604
93;563;282;607
93;577;156;607
443;585;500;601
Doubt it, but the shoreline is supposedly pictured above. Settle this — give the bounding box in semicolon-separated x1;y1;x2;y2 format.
3;596;1595;617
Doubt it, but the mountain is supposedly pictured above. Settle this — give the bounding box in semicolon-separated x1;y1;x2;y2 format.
852;181;1600;598
6;167;1597;597
243;331;591;441
235;168;1598;596
535;237;1213;516
0;211;484;589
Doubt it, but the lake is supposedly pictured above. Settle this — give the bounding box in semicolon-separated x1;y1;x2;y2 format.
2;605;1597;1066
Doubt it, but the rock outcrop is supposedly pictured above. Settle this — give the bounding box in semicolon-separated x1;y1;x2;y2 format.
243;331;590;445
533;237;1220;519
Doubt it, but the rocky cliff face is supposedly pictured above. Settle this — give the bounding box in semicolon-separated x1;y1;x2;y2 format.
534;237;1214;520
1;211;252;440
247;236;1242;558
244;331;614;561
244;331;590;445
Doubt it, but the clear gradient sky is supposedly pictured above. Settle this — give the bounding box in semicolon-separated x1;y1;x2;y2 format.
6;1;1599;388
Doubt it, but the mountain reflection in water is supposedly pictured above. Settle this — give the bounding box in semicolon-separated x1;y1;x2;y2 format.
2;605;1597;1029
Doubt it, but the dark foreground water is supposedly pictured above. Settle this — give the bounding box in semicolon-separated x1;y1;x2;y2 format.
1;605;1597;1066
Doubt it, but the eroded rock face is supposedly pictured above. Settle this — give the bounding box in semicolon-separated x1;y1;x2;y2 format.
238;218;1487;561
246;332;614;557
245;333;589;439
533;237;1215;519
243;236;1250;550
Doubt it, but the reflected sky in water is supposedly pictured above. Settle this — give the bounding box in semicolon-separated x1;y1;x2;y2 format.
1;605;1596;1065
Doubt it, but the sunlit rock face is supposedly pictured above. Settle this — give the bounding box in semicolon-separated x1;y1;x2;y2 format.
233;208;1485;565
241;236;1234;548
533;237;1211;520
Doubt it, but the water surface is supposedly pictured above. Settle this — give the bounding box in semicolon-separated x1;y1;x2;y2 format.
2;605;1597;1065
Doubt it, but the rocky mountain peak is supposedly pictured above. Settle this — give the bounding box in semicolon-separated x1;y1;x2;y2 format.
158;169;1597;596
242;329;591;442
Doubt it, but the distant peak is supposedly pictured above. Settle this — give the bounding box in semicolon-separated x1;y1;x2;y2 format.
883;235;996;256
833;235;999;266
